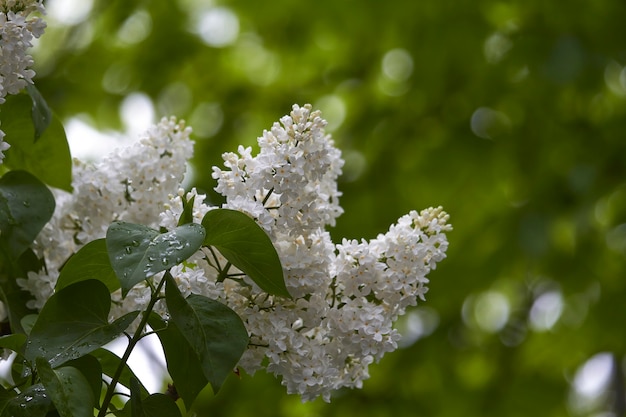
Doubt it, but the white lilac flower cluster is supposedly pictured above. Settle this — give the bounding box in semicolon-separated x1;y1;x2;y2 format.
20;104;451;402
17;117;193;310
0;0;46;162
165;105;451;401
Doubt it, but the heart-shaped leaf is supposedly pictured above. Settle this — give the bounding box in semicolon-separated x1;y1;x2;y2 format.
0;170;55;258
106;222;206;296
148;313;208;409
165;274;249;393
25;280;139;368
36;358;94;417
56;239;119;293
202;208;290;298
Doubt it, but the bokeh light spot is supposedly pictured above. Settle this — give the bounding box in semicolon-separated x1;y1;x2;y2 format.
470;107;511;139
382;48;414;82
314;95;346;131
117;9;152;46
47;0;93;26
529;290;564;331
197;7;239;47
189;102;223;139
120;92;155;136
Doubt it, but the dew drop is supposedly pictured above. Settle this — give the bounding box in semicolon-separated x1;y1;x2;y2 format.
22;201;30;207
125;246;133;254
131;239;141;247
161;258;169;265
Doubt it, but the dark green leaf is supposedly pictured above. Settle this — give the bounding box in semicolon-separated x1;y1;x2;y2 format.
202;208;290;298
0;170;55;258
91;348;149;398
1;384;51;417
123;387;182;417
25;280;139;368
0;333;26;354
36;358;94;417
141;394;182;417
106;221;206;296
148;313;208;409
165;274;249;393
56;239;119;293
10;353;31;388
2;93;72;191
0;384;16;416
63;355;102;407
129;377;145;417
25;84;52;141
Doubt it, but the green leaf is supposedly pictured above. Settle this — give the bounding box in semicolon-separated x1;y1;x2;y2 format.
124;380;182;417
202;208;290;298
0;170;55;258
177;194;195;226
91;348;149;398
106;222;206;296
165;274;249;393
36;358;94;417
25;84;52;141
148;313;208;409
25;280;139;368
2;93;72;191
0;384;16;416
129;377;145;417
64;354;103;407
20;314;37;335
0;333;26;354
1;384;51;417
56;239;119;293
10;353;31;388
141;394;182;417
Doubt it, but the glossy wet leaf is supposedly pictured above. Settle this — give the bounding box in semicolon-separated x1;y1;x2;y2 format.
1;384;51;417
148;313;208;408
106;221;206;296
202;208;290;298
36;358;94;417
25;280;139;368
165;274;249;393
0;170;55;258
56;239;119;293
1;93;72;191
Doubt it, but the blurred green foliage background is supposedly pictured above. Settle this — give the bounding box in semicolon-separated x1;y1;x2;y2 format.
32;0;626;415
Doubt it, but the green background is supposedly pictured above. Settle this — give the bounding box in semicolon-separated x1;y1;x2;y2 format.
33;0;626;415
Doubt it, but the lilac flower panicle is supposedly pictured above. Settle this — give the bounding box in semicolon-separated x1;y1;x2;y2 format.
18;104;451;402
